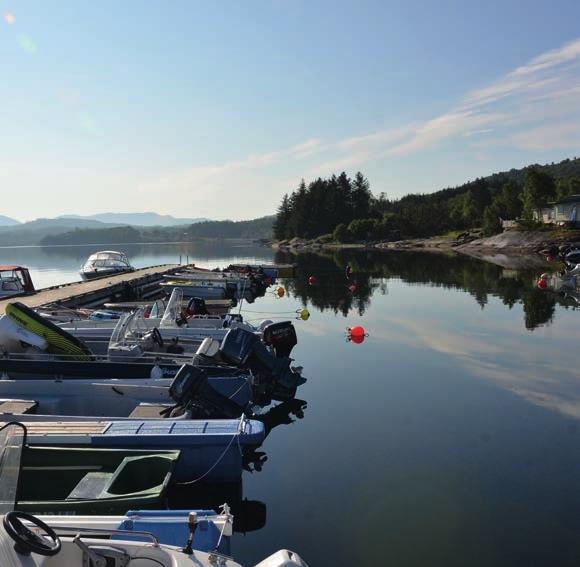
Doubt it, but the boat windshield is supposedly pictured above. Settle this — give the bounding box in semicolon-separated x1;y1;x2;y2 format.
87;252;129;267
0;422;26;514
160;287;183;328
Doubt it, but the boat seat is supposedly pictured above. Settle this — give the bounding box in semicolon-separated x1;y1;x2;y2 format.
66;472;111;500
129;403;170;418
0;400;38;415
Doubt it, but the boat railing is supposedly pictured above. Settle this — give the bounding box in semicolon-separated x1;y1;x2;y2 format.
44;525;159;546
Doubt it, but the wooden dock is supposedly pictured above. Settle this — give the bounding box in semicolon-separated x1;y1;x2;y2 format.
0;264;183;315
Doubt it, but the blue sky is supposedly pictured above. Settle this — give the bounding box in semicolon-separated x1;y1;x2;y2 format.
1;0;580;222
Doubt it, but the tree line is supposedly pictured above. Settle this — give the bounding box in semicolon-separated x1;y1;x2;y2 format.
273;157;580;242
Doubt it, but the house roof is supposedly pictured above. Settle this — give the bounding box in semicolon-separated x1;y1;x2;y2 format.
554;194;580;205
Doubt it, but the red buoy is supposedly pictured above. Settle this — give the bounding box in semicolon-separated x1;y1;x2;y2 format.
348;283;357;293
546;256;553;263
351;333;365;344
350;326;365;339
537;278;548;289
308;276;317;286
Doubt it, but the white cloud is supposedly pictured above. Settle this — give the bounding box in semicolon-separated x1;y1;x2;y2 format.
135;36;580;217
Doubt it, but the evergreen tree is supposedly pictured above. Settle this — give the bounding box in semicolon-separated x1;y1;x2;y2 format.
351;172;372;219
273;194;291;239
521;167;556;219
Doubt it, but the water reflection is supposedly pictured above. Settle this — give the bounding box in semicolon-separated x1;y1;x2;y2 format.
168;398;307;534
243;399;308;473
275;249;564;330
168;481;266;534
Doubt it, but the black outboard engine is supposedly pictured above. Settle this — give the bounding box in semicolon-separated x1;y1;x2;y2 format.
168;364;247;418
219;327;305;401
187;297;209;316
262;321;298;358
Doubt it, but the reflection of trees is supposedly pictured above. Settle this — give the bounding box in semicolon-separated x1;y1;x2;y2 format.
275;249;561;330
275;251;378;316
522;289;556;330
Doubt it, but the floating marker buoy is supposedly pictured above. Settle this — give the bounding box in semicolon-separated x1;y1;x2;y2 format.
351;326;365;339
297;308;310;321
537;278;548;289
276;286;285;298
346;325;368;344
546;256;553;263
308;276;317;286
348;283;357;293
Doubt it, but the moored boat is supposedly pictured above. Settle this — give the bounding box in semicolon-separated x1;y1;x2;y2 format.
0;266;35;299
0;422;179;514
0;416;265;483
80;251;134;279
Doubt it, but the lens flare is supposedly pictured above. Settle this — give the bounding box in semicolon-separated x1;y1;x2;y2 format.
4;13;15;25
17;35;37;54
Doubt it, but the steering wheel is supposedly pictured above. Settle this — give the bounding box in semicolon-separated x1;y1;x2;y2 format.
3;511;61;556
151;327;164;348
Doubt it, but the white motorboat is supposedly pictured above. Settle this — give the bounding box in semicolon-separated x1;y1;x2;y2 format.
0;511;307;566
0;266;35;299
80;251;134;279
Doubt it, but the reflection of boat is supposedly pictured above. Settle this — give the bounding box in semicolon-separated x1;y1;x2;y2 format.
0;266;35;298
565;247;580;266
169;481;267;534
1;422;178;514
80;250;134;279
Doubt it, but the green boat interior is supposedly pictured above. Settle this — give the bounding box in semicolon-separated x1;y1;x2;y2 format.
0;423;179;513
19;447;179;503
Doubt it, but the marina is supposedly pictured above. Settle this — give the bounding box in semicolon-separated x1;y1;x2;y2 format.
0;247;306;565
1;240;580;565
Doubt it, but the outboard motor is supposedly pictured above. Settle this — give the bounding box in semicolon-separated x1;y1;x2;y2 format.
168;364;247;418
219;328;305;401
186;297;209;316
262;321;298;358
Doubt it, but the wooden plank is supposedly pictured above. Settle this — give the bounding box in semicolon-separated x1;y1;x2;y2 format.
0;400;38;415
0;264;183;315
7;421;109;436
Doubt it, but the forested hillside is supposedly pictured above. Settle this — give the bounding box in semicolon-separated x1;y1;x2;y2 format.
274;157;580;241
40;216;274;245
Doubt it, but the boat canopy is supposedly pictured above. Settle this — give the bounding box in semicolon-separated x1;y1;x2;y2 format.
86;251;131;268
0;266;35;292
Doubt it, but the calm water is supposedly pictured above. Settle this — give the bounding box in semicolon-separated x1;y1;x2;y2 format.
2;243;580;566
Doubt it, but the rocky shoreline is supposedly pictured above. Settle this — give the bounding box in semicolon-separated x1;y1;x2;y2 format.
269;229;580;269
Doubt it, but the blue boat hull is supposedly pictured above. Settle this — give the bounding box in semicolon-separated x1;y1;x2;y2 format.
25;419;265;483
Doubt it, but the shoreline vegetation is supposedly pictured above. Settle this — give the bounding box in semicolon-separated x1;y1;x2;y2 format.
270;156;580;267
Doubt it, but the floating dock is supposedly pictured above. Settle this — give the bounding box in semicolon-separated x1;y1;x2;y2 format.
0;264;184;315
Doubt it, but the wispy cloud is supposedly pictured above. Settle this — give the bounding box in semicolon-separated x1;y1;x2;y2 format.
143;37;580;216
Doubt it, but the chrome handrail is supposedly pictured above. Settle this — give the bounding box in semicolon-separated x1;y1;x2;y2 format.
48;525;159;546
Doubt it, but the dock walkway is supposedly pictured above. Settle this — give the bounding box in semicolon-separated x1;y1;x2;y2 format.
0;264;182;315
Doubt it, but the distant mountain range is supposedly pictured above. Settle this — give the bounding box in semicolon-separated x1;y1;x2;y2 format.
59;212;209;227
0;215;20;227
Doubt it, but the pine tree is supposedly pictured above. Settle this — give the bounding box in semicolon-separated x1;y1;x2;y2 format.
521;168;555;219
352;172;372;219
273;194;291;240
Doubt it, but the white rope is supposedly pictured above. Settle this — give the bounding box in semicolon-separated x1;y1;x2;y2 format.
175;421;245;485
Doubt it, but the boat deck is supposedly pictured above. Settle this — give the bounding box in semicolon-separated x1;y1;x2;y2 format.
0;264;183;315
